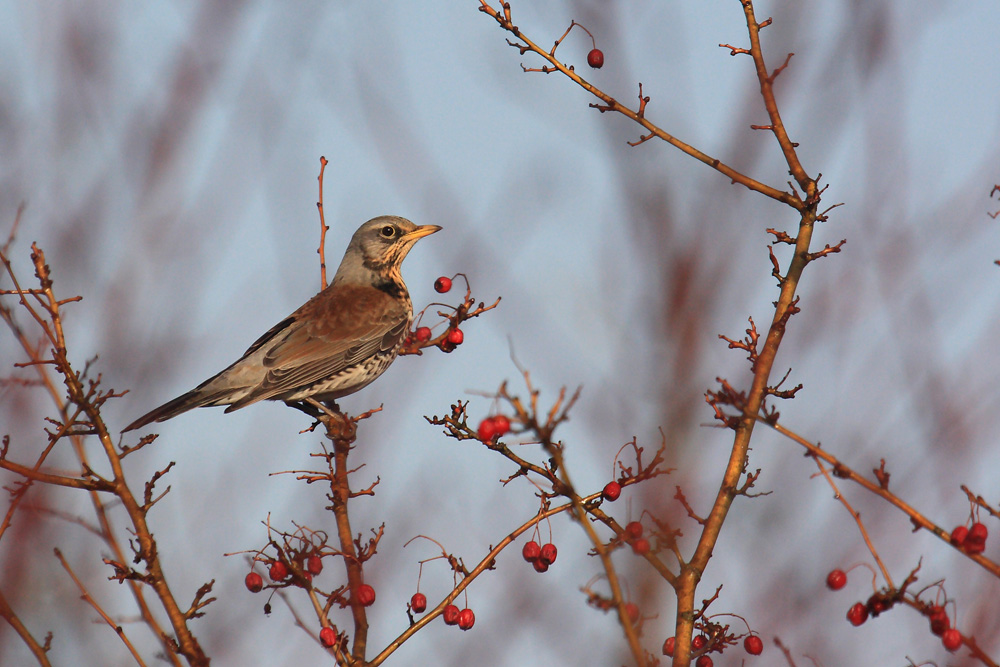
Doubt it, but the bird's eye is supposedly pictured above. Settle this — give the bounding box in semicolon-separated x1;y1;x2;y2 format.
380;225;396;238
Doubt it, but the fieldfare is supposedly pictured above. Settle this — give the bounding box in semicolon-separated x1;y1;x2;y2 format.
123;216;440;432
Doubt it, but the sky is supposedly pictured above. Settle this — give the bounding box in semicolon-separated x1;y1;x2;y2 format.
2;1;1000;665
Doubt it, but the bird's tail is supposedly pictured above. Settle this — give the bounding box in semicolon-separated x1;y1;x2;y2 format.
121;388;232;432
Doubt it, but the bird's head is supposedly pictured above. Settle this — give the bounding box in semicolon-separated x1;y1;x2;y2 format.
332;216;441;288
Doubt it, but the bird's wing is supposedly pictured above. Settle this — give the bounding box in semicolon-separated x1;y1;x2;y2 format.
229;283;410;407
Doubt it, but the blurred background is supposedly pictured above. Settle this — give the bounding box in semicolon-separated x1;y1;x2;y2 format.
2;0;1000;664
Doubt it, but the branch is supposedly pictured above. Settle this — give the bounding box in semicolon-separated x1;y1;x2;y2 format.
477;0;805;209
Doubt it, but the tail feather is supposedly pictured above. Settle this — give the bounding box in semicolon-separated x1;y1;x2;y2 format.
122;389;234;432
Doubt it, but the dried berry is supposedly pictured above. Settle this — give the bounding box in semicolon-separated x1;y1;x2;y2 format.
244;572;264;593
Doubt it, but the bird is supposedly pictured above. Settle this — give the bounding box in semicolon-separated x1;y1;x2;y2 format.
122;215;440;432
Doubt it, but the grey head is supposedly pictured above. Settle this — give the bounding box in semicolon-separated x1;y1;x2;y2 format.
332;216;442;290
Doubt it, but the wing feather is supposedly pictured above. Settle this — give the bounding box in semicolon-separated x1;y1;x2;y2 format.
226;283;409;408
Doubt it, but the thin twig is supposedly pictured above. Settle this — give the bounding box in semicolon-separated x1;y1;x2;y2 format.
55;549;147;667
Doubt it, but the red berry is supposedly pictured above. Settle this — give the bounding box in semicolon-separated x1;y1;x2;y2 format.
929;606;950;636
447;328;464;345
696;656;713;667
458;608;476;630
744;634;764;655
244;572;264;593
522;540;541;562
950;525;969;545
307;554;323;576
602;481;622;502
826;569;847;590
443;604;460;625
847;601;868;626
477;417;497;441
662;637;675;657
625;521;643;540
414;326;432;342
631;538;651;555
587;48;604;69
539;543;558;564
269;560;288;581
301;571;313;584
966;522;988;553
491;414;511;435
356;584;376;607
624;602;640;624
692;635;707;650
410;592;427;613
941;628;962;651
532;558;549;573
969;522;988;540
319;626;337;648
434;276;452;293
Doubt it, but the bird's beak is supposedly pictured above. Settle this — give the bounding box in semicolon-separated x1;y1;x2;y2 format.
402;225;442;241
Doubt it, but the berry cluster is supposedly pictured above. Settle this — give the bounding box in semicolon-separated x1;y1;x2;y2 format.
412;324;464;349
244;550;327;593
477;414;512;441
950;521;988;554
827;568;965;652
925;605;963;651
442;604;476;630
411;590;475;630
828;568;898;626
403;273;499;355
624;521;650;556
661;631;763;663
433;276;465;351
522;539;558;573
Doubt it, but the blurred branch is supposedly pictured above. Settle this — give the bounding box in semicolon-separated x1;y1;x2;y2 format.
54;548;147;667
0;586;51;666
0;241;203;666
